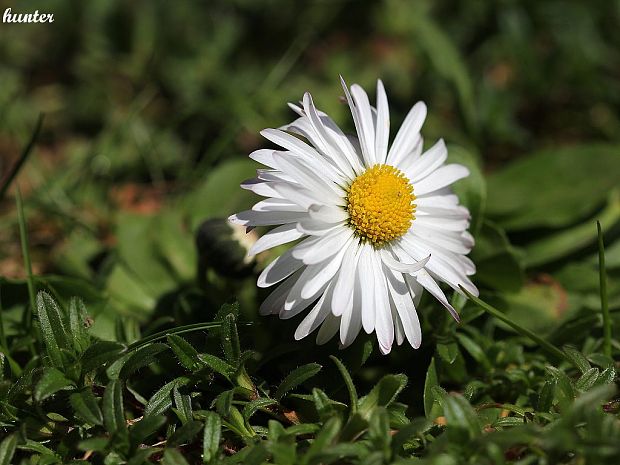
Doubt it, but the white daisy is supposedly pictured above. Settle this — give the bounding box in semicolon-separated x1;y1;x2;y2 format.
230;77;478;354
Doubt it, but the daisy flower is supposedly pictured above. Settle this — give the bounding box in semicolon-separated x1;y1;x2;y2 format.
230;77;478;354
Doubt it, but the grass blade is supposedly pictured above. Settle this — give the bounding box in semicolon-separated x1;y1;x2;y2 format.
16;187;36;329
0;114;43;201
597;221;611;357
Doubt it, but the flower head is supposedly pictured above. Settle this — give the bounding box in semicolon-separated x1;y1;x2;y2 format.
230;77;478;354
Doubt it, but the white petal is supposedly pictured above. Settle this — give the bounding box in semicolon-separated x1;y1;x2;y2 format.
312;111;364;174
417;204;470;219
410;224;473;254
308;204;348;223
384;267;422;349
261;128;322;162
248;223;305;256
271;182;335;209
340;77;374;167
259;273;299;315
300;241;350;299
273;153;344;204
415;215;470;232
405;139;448;182
256;169;295;183
293;228;353;264
261;129;344;186
302;92;356;179
249;149;277;168
297;218;344;236
257;247;304;288
380;249;430;274
252;198;305;213
359;246;376;334
241;179;285;199
339;262;363;347
316;312;341;345
297;228;353;265
398;136;424;173
391;302;405;346
374;80;390;164
294;283;334;340
350;84;377;166
414;164;470;196
415;194;459;208
331;240;361;317
387;101;426;167
410;269;460;322
373;253;394;354
399;235;477;294
229;210;307;227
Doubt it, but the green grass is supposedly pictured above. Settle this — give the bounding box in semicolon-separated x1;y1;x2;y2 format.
0;1;619;464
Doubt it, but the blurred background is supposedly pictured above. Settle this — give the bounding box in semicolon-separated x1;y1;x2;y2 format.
1;0;619;397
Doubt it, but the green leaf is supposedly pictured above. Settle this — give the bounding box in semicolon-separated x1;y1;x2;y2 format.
167;334;200;371
202;412;221;464
168;420;203;447
198;353;235;380
311;388;336;421
243;398;277;421
144;379;178;417
0;434;17;465
70;389;103;425
524;191;620;267
274;363;322;400
424;358;440;419
103;379;125;434
546;366;576;411
574;367;600;391
595;367;616;386
130;415;166;447
302;417;341;465
214;389;235;417
437;341;459;364
115;343;168;379
329;356;358;416
358;374;408;418
34;367;75;402
162;449;190;465
563;346;592;374
487;144;620;230
80;341;127;373
173;383;193;424
68;297;90;354
221;312;241;365
436;391;480;441
17;439;58;457
36;291;70;367
368;407;391;452
391;418;431;456
456;333;491;369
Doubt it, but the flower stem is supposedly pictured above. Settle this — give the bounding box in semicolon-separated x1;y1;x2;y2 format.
597;221;611;358
459;286;568;363
127;321;230;350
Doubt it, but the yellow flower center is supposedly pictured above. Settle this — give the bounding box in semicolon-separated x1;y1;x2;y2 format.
346;164;416;245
